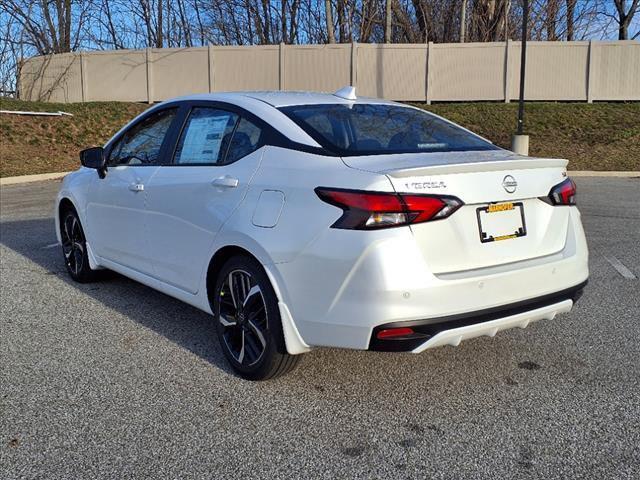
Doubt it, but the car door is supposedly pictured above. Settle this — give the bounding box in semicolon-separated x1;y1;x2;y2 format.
86;107;179;275
144;104;265;293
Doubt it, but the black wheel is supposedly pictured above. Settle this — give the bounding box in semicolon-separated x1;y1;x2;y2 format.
60;209;99;283
214;255;301;380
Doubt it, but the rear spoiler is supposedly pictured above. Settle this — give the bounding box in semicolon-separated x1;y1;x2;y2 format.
381;158;569;178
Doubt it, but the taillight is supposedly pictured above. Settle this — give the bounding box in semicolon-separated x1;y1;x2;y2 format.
315;187;463;230
541;178;577;206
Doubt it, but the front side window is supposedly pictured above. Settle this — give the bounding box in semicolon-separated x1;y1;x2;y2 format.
109;108;177;166
280;104;498;155
174;108;238;165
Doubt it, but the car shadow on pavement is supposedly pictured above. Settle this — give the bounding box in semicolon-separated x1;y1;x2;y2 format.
0;217;236;376
0;216;549;389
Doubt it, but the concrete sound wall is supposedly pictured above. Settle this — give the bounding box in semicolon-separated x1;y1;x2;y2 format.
19;41;640;103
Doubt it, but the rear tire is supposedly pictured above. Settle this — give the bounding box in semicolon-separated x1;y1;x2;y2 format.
60;208;100;283
214;255;301;380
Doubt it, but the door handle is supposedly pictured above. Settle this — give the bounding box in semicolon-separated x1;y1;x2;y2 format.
212;176;239;188
128;183;144;192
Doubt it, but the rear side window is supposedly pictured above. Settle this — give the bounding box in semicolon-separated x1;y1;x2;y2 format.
108;108;177;166
280;104;497;155
174;107;238;165
223;118;263;164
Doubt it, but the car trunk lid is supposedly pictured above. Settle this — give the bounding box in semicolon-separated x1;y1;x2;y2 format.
342;150;571;274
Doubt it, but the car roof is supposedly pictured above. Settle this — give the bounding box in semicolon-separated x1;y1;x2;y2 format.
142;90;449;152
168;90;398;108
240;91;397;107
145;90;399;149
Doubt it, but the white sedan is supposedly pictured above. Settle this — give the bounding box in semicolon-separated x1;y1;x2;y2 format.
55;88;589;380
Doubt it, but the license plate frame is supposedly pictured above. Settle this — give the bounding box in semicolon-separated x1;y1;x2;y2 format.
476;202;527;243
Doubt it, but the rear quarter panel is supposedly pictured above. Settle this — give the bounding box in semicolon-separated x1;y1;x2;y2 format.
215;146;393;266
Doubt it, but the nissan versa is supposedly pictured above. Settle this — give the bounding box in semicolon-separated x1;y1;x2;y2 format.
55;88;589;380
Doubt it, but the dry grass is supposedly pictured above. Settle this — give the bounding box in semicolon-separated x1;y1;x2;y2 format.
1;98;147;177
1;98;638;177
416;102;640;172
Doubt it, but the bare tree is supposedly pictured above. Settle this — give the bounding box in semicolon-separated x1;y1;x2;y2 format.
96;0;126;49
0;7;22;95
410;0;429;42
335;0;347;42
325;0;335;42
384;0;391;42
613;0;639;40
470;0;511;41
156;0;163;46
566;0;576;40
1;0;92;54
546;0;559;40
460;0;467;41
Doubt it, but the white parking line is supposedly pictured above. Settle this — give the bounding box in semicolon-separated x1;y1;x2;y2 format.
42;242;60;249
604;255;637;280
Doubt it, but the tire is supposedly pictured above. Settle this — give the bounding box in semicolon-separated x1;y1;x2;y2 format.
214;255;301;380
60;208;100;283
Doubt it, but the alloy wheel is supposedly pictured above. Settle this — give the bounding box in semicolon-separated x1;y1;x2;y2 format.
218;269;268;366
61;214;85;277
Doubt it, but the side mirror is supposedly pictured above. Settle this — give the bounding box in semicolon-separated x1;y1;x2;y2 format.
80;147;106;178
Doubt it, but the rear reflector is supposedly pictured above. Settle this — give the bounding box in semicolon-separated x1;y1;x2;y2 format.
315;187;463;230
376;327;415;339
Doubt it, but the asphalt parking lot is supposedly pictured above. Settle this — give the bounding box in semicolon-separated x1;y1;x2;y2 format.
1;177;639;479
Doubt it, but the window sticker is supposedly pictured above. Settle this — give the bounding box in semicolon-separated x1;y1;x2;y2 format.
179;115;230;164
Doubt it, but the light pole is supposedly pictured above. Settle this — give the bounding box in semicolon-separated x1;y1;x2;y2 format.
512;0;530;155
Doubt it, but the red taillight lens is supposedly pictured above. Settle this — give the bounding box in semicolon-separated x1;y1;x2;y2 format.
402;195;460;224
315;189;404;212
545;178;577;206
315;187;463;230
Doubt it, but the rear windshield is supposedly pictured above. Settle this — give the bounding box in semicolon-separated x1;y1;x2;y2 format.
279;103;498;155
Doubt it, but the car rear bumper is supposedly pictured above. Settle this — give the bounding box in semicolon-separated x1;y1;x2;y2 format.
369;280;586;352
272;207;589;351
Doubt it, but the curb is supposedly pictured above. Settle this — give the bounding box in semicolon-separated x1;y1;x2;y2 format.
0;170;637;186
568;171;638;177
0;172;72;186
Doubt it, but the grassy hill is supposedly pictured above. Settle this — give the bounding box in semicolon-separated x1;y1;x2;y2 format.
1;97;638;177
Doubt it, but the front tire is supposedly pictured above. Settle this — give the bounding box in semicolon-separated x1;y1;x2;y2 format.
214;255;301;380
60;208;100;283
